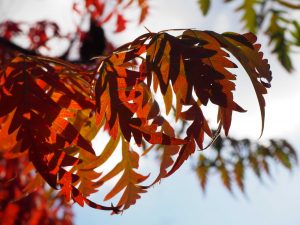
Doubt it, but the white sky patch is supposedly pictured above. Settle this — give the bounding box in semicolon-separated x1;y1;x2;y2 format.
0;0;76;30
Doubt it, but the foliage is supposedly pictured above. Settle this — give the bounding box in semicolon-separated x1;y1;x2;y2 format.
0;0;298;223
0;116;73;225
0;22;274;213
79;0;149;32
196;134;298;193
197;0;300;71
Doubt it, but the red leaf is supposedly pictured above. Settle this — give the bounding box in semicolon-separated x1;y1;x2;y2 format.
115;14;127;33
166;139;196;177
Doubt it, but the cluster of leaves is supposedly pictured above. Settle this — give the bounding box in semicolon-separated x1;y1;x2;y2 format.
0;26;272;213
0;19;111;64
0;116;73;225
0;20;68;53
73;0;149;33
198;0;300;71
1;0;299;221
0;0;150;61
196;134;298;193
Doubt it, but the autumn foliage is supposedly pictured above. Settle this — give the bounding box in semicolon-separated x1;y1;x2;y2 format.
2;1;298;224
0;26;272;212
198;0;300;72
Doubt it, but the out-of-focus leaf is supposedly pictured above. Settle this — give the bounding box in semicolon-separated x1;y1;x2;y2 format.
236;0;258;33
219;163;232;192
198;0;211;15
115;14;127;33
138;0;149;23
196;154;209;192
233;159;244;192
291;21;300;46
265;11;293;72
195;134;298;194
277;0;300;9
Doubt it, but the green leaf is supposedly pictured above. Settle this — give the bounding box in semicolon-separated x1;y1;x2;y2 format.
196;154;209;192
236;0;258;33
198;0;211;15
277;0;300;9
233;159;244;192
219;163;232;192
266;11;293;71
291;21;300;46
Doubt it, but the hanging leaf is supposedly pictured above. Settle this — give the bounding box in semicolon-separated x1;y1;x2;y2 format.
265;11;293;72
99;137;148;210
198;0;211;16
219;163;232;192
233;159;244;192
236;0;258;33
138;0;149;23
207;31;272;136
115;14;127;33
196;154;209;192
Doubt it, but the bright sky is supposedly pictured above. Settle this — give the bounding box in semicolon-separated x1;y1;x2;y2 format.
1;0;300;225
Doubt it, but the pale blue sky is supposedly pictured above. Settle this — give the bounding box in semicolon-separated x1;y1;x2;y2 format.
1;1;300;225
